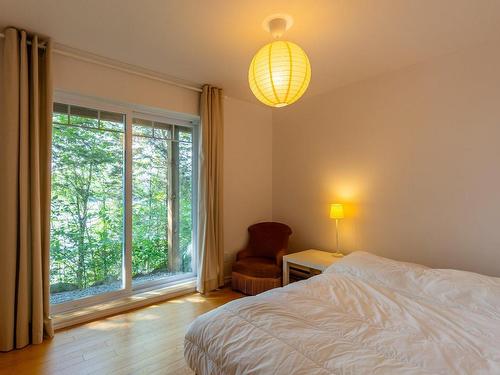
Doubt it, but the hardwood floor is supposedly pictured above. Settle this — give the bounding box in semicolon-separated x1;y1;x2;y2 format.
0;288;243;375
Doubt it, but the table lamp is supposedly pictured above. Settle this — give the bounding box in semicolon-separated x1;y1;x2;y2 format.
329;203;344;257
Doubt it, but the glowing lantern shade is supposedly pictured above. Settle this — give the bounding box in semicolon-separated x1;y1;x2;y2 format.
248;40;311;107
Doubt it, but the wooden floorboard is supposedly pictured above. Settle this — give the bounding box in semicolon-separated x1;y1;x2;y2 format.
0;288;243;375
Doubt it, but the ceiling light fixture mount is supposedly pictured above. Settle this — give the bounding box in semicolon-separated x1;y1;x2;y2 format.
249;14;311;108
268;18;287;38
262;14;294;38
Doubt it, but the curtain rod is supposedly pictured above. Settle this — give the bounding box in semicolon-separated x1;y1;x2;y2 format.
0;32;203;93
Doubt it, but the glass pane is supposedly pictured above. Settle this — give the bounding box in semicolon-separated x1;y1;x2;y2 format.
53;103;69;124
53;102;69;115
70;105;99;128
154;122;172;140
100;111;125;132
177;127;194;273
52;112;69;125
50;117;125;305
132;118;154;137
132;123;170;285
177;127;192;143
132;122;194;286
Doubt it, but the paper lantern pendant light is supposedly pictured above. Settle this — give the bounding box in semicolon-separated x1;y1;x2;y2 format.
248;16;311;108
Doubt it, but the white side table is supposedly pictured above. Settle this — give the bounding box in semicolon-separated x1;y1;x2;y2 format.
282;249;343;286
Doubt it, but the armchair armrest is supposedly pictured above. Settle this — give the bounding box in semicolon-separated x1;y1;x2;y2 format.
275;248;287;268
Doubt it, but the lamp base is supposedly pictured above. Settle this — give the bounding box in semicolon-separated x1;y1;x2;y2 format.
332;251;344;258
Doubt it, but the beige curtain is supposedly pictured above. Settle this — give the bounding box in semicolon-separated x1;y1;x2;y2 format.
0;28;54;351
197;85;224;293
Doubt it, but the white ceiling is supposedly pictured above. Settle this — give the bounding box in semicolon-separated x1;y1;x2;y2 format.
2;0;500;104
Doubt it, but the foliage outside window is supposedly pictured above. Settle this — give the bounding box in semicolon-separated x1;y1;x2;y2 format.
131;118;193;286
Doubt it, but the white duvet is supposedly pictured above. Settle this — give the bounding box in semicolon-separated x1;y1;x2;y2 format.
184;251;500;374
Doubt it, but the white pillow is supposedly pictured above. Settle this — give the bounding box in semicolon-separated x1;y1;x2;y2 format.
325;251;428;293
326;251;500;318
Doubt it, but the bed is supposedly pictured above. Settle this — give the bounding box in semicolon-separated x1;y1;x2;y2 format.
184;251;500;374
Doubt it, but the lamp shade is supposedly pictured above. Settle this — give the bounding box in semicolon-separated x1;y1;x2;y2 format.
329;204;344;219
248;40;311;107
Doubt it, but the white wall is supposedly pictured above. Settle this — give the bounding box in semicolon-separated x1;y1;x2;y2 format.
223;97;273;277
53;54;199;115
52;54;273;278
273;41;500;276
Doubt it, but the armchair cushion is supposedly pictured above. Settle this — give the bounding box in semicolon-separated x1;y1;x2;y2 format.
232;257;281;279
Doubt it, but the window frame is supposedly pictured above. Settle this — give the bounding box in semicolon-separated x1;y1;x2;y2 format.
50;90;199;314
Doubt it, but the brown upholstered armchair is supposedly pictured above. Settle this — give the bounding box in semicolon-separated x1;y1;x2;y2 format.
232;222;292;295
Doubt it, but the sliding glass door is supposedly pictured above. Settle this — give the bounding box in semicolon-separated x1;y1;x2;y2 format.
49;97;197;311
131;118;194;286
50;104;125;305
